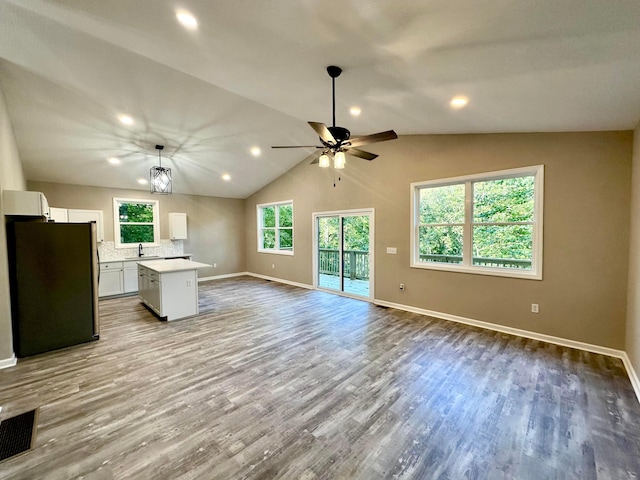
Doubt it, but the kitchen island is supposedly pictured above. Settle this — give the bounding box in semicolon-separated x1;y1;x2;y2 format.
137;259;211;321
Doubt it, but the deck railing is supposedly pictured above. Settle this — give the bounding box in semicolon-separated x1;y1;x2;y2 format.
318;250;531;278
318;249;370;280
419;254;531;269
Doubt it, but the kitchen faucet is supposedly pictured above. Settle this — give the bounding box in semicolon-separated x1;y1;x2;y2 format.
138;243;144;257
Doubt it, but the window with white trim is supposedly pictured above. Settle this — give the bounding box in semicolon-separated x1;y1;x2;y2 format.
113;198;160;248
257;201;294;255
411;165;544;279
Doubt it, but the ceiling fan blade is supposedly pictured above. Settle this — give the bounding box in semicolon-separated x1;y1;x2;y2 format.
348;130;398;148
272;145;323;149
346;148;378;161
308;122;336;144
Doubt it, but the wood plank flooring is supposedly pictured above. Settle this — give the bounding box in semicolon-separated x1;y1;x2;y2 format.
1;276;639;479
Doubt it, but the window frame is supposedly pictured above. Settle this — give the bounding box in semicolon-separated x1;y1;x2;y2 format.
410;165;544;280
113;197;160;248
257;200;294;255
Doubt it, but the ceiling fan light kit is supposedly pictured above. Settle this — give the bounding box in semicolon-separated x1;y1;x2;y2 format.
319;153;330;168
272;65;398;174
150;144;172;194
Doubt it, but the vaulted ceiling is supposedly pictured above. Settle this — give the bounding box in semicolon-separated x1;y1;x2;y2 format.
1;0;640;198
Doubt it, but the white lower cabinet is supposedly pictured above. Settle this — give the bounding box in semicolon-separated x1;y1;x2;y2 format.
138;264;198;321
138;266;162;315
138;268;149;304
147;271;162;314
123;262;139;293
99;262;124;297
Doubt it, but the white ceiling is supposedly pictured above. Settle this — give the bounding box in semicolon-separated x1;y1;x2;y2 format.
1;0;640;198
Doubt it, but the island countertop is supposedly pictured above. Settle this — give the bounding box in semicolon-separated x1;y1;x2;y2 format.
137;258;212;273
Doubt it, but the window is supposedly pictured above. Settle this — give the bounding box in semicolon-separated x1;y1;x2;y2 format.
113;198;160;248
257;201;294;255
411;165;543;279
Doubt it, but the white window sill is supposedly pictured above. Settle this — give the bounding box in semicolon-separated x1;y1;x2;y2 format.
258;249;294;256
410;261;542;280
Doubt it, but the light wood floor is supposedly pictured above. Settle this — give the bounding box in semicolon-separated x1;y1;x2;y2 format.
1;276;639;479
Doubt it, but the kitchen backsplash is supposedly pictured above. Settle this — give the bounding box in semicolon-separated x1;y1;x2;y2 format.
98;240;184;261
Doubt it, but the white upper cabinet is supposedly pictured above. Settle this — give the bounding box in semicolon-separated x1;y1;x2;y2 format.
49;207;69;223
168;213;187;240
68;209;105;242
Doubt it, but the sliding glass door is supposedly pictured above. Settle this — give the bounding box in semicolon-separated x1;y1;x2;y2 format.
315;210;373;299
317;216;341;291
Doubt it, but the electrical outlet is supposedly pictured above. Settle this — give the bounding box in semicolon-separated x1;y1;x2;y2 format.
213;263;217;268
399;283;405;291
272;264;275;269
187;279;193;287
531;303;539;313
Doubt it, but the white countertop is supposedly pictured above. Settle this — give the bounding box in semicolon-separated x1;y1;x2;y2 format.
137;258;211;273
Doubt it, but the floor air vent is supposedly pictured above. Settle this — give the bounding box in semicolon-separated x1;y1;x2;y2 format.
0;408;39;463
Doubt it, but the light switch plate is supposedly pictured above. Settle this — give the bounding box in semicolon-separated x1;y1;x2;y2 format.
386;247;397;254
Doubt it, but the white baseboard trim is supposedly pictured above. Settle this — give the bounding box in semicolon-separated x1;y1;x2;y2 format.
246;272;314;290
374;298;640;403
0;354;17;370
620;352;640;403
374;299;625;358
199;272;249;282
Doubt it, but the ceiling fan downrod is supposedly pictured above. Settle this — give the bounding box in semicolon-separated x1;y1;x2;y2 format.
327;66;342;128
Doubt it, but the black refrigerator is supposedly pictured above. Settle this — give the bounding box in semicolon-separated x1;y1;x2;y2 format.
7;220;100;357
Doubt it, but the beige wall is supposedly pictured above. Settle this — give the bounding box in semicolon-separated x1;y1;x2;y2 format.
627;124;640;378
0;83;27;363
28;181;246;278
0;128;635;360
246;132;632;349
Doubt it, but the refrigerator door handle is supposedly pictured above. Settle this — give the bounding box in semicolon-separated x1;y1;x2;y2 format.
90;222;100;339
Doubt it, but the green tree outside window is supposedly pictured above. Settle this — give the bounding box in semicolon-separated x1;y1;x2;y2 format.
259;201;294;253
416;170;539;272
114;199;158;246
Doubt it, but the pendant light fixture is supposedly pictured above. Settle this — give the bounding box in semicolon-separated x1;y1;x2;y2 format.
150;144;172;194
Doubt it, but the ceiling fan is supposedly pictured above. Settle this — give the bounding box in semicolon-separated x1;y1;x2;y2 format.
272;66;398;168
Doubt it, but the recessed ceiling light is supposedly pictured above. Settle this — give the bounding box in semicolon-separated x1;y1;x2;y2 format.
222;174;231;181
137;178;148;185
176;9;198;30
250;146;261;157
450;96;469;109
108;157;121;165
118;114;134;125
350;106;361;117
